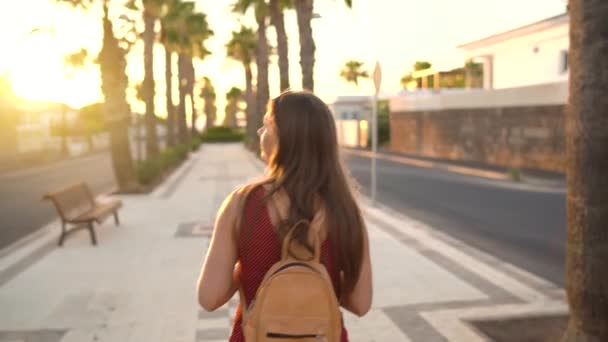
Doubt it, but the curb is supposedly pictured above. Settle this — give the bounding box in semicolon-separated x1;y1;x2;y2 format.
343;149;566;191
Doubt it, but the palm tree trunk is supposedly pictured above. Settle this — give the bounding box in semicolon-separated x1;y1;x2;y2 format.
188;59;197;137
294;0;315;91
143;9;159;158
204;101;213;132
177;53;189;144
254;12;269;153
270;0;289;92
165;46;175;147
61;104;68;156
99;0;136;191
561;1;608;341
244;63;255;149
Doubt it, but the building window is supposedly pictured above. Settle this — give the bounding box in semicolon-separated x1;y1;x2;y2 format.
559;50;569;74
341;112;348;120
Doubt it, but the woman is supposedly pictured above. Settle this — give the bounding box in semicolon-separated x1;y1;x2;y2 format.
196;90;372;341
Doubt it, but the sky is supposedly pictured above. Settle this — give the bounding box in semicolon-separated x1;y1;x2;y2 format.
0;0;566;124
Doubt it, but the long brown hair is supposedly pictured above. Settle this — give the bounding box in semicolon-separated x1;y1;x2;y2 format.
263;90;365;296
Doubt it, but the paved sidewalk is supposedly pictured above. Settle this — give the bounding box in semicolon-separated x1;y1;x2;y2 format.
0;143;568;342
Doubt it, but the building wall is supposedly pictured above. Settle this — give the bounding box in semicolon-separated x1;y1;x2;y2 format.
464;24;569;89
389;82;567;172
390;105;565;172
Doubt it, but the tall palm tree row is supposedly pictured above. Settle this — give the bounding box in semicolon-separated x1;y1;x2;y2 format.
58;0;138;191
293;0;352;91
160;1;212;143
234;0;269;153
226;26;256;148
130;0;212;146
340;60;368;86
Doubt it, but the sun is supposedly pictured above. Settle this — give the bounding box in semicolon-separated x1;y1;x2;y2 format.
7;34;101;109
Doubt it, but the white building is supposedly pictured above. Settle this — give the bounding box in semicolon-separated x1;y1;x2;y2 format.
459;13;569;89
331;96;372;148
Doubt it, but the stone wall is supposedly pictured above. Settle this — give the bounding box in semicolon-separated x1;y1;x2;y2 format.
390;105;566;172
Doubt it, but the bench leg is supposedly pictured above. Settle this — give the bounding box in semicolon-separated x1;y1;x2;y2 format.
113;212;120;226
87;222;98;246
58;222;67;247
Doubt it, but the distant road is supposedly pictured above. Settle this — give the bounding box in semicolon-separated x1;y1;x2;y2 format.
344;152;567;286
0;152;116;250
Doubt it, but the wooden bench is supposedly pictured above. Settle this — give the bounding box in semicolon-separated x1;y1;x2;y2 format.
43;182;122;246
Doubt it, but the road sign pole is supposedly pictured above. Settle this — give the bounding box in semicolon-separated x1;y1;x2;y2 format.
371;93;378;205
371;61;382;206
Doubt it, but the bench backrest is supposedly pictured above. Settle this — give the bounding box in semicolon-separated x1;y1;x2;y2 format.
44;183;96;222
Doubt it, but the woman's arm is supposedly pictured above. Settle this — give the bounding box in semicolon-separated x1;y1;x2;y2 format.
196;191;241;311
341;223;372;317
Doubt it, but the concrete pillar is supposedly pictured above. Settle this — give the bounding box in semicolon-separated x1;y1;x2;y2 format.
483;56;494;89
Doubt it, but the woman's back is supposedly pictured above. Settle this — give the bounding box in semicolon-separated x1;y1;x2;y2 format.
197;90;371;341
229;186;348;341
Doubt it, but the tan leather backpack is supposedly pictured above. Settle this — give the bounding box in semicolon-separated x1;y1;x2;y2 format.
239;192;342;342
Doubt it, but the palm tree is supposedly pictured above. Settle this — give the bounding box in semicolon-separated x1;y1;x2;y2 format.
199;77;216;131
58;0;137;191
293;0;352;91
561;1;608;341
226;26;256;148
234;0;269;153
141;0;163;158
160;0;186;147
224;87;243;128
340;60;368;86
170;3;213;144
269;0;291;92
125;0;163;157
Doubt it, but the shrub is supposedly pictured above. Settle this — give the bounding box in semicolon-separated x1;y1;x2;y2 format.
190;136;202;151
508;167;522;182
136;144;193;186
136;158;162;185
174;144;190;160
200;126;245;143
159;148;180;170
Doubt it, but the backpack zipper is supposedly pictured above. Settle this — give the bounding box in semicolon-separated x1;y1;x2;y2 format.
266;332;326;340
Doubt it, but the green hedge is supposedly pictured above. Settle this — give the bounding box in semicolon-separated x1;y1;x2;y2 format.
136;143;191;185
136;158;162;185
200;126;244;143
190;136;202;151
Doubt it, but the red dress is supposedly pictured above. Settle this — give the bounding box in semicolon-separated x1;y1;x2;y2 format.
229;186;349;341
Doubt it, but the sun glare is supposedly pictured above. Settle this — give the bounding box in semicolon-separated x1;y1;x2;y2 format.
6;31;101;109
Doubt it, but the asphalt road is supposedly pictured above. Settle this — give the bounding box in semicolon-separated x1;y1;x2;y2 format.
344;152;567;286
0;152;116;250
